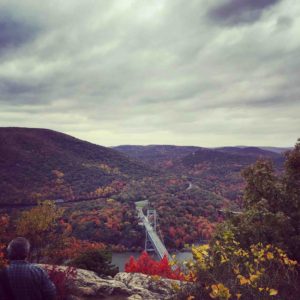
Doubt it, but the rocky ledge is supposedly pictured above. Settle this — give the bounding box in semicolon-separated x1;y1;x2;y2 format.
46;265;185;300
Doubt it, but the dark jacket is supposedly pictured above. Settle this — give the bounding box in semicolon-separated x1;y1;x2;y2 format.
0;260;56;300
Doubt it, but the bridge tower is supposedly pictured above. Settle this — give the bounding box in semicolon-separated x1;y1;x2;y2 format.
135;200;170;260
145;209;157;253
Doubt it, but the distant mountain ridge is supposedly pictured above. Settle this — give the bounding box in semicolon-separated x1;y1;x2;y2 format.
0;127;287;205
113;145;201;166
215;146;282;157
181;147;284;173
258;146;292;154
217;146;291;154
0;127;155;204
113;145;284;168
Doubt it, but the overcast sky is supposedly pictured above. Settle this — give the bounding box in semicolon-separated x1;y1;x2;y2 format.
0;0;299;147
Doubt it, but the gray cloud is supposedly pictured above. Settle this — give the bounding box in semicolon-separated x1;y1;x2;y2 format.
0;12;41;57
0;0;299;147
276;16;293;29
209;0;281;25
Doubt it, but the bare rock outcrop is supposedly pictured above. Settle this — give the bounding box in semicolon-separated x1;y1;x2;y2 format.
114;272;180;299
67;268;132;299
42;265;181;300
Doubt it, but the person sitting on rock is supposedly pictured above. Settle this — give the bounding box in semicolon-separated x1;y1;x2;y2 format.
0;237;56;300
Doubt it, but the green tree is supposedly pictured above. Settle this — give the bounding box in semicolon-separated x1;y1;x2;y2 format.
177;142;300;300
219;139;300;261
68;249;118;277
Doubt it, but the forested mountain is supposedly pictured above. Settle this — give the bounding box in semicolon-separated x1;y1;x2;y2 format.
114;145;284;203
0;127;287;251
258;146;292;154
0;127;156;204
114;145;283;167
181;146;283;170
213;146;282;158
113;145;200;167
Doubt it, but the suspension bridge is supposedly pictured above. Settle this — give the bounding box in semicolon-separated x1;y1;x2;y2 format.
135;200;171;260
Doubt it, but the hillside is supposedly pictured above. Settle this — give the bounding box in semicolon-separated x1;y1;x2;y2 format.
258;146;291;154
113;145;283;167
176;146;283;202
0;127;155;205
0;130;286;250
181;146;283;167
113;145;200;167
114;145;284;202
214;146;283;158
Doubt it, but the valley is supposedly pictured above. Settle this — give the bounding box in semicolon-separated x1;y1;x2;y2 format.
0;127;287;252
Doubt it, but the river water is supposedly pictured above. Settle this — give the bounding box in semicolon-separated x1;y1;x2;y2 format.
112;251;193;272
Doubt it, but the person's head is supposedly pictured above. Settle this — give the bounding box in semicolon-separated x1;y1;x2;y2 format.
7;237;30;260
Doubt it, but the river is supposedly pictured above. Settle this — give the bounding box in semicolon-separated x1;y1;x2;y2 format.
112;251;193;271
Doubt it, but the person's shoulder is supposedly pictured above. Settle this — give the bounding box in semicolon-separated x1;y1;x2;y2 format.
0;267;6;276
28;264;49;274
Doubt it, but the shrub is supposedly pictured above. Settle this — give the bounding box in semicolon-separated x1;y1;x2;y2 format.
125;251;190;281
44;265;77;300
182;231;299;300
0;244;8;269
68;249;118;277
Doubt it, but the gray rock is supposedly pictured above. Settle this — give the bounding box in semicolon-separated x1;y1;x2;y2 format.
114;272;180;300
40;265;182;300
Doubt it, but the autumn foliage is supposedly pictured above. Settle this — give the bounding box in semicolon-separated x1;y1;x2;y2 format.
0;243;7;269
183;235;299;300
125;251;186;280
55;237;106;261
0;214;10;268
44;265;77;300
16;201;64;262
179;140;300;300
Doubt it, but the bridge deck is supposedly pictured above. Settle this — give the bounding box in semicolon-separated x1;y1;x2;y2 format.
137;207;171;260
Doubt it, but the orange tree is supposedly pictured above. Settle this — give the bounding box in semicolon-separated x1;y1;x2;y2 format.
16;201;64;262
53;237;106;263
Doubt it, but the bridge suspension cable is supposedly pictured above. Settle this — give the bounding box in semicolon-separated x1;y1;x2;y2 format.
135;201;171;260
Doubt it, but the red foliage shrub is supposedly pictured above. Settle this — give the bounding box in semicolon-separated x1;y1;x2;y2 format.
44;265;77;300
125;251;185;280
0;243;8;268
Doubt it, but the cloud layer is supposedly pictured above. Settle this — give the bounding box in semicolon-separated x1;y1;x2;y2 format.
209;0;281;25
0;0;299;146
